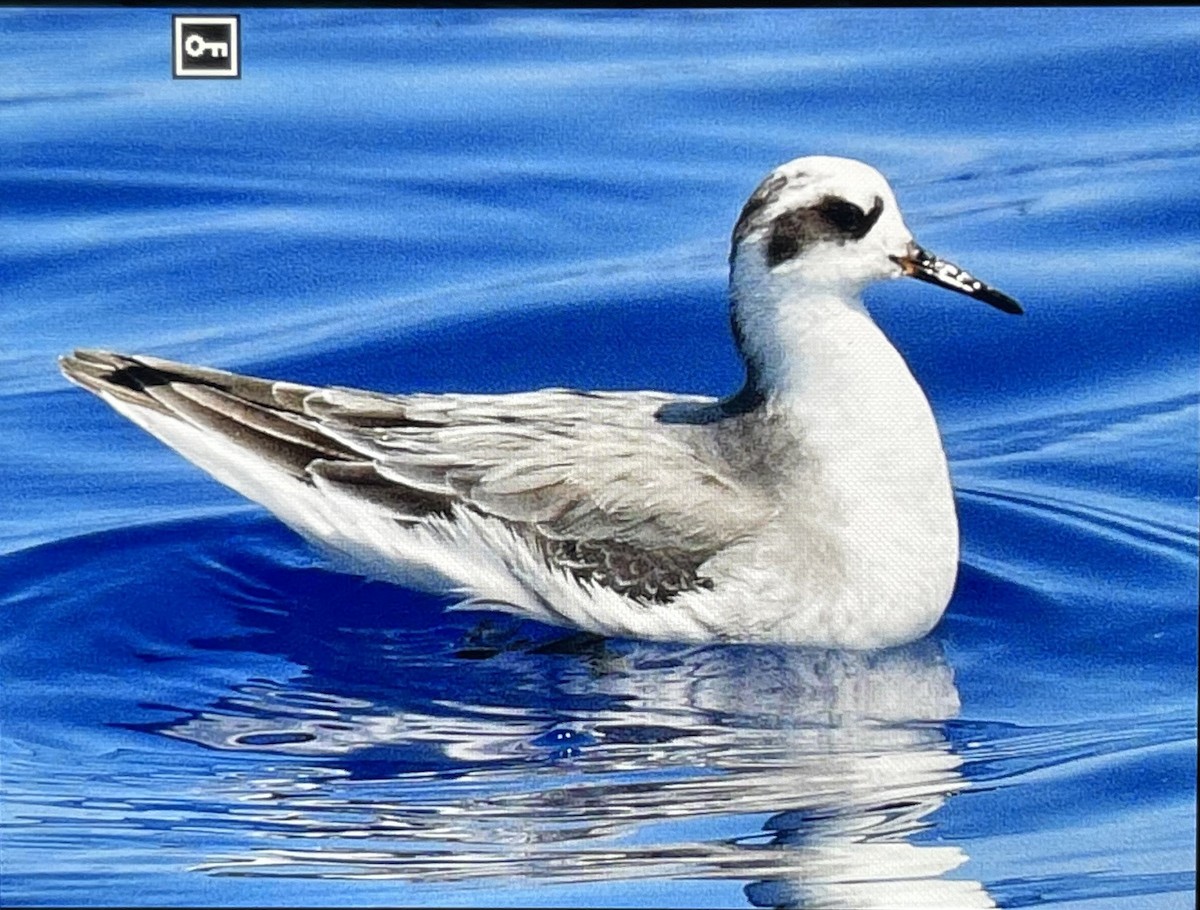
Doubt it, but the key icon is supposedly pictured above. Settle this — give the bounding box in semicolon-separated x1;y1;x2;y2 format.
184;34;229;59
173;15;240;78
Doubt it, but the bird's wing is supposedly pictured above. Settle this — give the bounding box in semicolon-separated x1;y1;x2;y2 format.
61;351;767;603
303;385;764;554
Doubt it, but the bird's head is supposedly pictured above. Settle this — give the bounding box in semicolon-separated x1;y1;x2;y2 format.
729;156;1022;314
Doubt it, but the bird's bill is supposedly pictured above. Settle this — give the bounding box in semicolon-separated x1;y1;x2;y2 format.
890;243;1023;314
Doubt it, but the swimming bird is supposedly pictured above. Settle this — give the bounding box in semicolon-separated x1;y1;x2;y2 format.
60;156;1021;649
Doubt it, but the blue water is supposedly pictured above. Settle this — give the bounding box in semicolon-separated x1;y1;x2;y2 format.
1;8;1197;908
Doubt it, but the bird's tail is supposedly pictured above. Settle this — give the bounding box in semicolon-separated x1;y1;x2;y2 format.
59;349;357;478
58;350;466;588
60;350;381;543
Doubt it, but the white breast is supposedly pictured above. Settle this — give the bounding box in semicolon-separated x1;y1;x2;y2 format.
701;299;959;649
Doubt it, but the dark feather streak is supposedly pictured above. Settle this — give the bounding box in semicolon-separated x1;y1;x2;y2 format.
533;533;715;605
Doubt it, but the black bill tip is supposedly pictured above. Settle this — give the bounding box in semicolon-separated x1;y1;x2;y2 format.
969;283;1023;315
890;246;1023;315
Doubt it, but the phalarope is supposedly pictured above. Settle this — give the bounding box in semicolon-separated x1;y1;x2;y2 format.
61;156;1021;649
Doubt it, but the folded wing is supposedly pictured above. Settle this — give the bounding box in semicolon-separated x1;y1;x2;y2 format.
61;350;767;604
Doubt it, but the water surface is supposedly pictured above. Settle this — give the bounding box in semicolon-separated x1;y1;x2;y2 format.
1;8;1196;908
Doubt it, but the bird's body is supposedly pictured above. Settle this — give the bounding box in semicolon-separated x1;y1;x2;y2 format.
61;156;1021;649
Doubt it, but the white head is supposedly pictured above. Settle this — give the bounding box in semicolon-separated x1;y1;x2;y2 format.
730;155;1022;306
731;156;913;293
726;156;1022;394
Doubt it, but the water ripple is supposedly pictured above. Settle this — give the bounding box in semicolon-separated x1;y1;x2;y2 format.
4;8;1196;907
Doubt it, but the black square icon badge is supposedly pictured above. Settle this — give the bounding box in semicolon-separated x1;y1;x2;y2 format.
173;15;240;79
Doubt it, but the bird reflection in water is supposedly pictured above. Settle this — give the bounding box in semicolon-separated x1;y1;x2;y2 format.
147;622;993;909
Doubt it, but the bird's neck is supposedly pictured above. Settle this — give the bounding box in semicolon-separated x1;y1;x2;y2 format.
726;275;941;461
730;273;878;408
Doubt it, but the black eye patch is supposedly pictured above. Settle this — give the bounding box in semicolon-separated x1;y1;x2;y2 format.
813;196;882;237
766;194;885;268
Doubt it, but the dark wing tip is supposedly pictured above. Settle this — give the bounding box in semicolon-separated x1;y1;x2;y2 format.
59;349;139;395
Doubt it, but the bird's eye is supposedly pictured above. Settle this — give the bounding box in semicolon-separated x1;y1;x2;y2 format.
816;198;865;232
763;194;886;268
812;195;885;240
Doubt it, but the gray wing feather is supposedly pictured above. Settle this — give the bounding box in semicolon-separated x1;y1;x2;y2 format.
62;350;767;602
304;386;762;553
